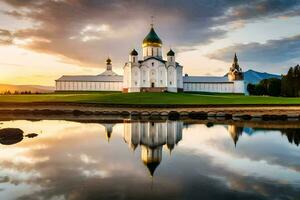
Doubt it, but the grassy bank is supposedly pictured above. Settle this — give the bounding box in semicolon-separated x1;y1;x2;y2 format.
0;92;300;105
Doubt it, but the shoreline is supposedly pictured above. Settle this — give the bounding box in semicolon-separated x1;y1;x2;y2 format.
0;102;299;120
1;102;300;108
1;114;300;129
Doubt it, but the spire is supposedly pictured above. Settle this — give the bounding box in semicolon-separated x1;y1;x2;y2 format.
150;16;154;28
234;52;238;63
231;53;240;70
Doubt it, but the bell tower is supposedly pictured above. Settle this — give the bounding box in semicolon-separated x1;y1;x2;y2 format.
106;57;112;71
228;53;244;81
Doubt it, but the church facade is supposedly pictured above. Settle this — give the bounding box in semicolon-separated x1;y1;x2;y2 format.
55;24;245;94
123;26;183;93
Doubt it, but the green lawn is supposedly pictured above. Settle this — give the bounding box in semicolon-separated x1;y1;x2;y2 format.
0;92;299;105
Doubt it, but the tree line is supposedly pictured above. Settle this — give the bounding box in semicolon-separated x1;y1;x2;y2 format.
0;91;42;95
247;64;300;97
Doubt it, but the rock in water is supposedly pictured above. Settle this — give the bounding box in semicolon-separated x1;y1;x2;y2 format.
25;133;38;138
0;128;24;145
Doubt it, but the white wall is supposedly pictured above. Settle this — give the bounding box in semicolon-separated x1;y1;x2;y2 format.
177;66;183;89
167;66;177;92
183;82;235;93
233;80;245;94
56;81;123;91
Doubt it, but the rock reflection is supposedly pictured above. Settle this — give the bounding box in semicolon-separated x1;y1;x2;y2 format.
123;120;183;176
0;128;38;145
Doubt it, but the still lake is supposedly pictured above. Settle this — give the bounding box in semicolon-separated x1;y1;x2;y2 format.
0;119;300;200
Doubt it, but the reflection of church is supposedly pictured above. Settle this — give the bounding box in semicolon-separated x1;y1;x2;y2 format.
102;123;115;142
227;125;300;147
124;120;183;176
228;125;244;147
100;122;300;177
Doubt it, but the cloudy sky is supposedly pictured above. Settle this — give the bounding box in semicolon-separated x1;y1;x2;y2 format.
0;0;300;86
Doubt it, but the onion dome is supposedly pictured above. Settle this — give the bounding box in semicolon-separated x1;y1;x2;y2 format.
143;27;162;47
167;49;175;56
130;49;138;56
106;57;112;65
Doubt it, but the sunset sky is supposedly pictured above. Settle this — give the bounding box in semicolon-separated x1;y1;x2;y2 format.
0;0;300;86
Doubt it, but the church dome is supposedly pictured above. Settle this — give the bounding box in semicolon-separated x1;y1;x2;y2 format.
143;27;162;47
130;49;138;56
167;49;175;56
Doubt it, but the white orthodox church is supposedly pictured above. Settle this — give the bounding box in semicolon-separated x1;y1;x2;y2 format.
56;24;245;94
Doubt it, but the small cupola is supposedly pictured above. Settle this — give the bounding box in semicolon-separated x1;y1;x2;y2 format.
167;49;175;63
129;49;138;63
167;49;175;56
106;57;112;71
130;49;138;56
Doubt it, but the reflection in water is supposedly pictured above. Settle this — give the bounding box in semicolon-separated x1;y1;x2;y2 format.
227;125;300;147
124;120;183;176
0;128;38;145
0;128;24;145
102;123;114;142
281;129;300;146
228;125;243;147
0;120;300;200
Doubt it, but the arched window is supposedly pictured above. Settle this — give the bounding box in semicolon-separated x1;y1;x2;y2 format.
151;48;154;56
133;57;135;62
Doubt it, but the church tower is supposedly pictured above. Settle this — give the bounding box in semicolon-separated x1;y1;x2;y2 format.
228;53;244;81
129;49;138;63
228;53;245;94
106;57;112;71
142;24;162;59
167;49;175;63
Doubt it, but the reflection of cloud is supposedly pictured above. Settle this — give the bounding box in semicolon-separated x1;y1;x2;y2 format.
0;120;300;199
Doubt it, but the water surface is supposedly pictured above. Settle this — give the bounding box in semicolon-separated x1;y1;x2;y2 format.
0;119;299;200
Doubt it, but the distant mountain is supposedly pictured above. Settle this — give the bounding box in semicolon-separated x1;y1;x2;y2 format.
243;70;281;84
0;84;55;93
